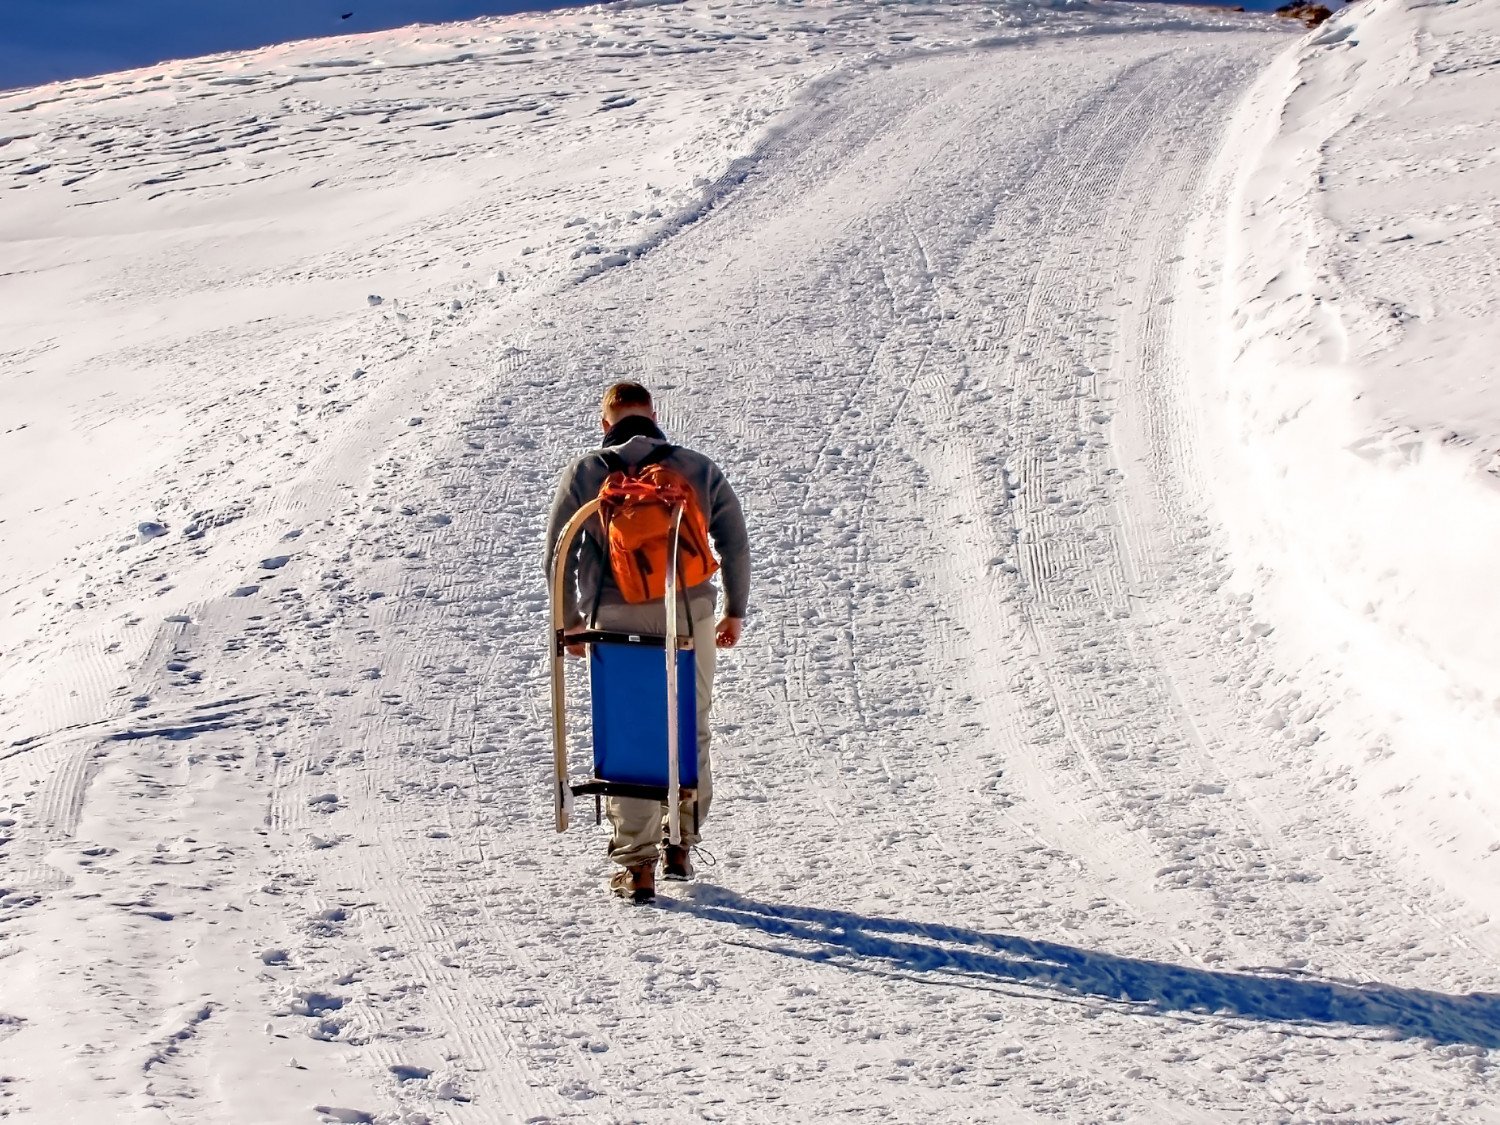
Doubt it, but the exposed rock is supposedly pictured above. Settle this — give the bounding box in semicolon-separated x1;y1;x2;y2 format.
1275;2;1334;27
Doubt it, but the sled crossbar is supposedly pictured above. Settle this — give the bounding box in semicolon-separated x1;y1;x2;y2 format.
554;629;694;655
570;781;699;802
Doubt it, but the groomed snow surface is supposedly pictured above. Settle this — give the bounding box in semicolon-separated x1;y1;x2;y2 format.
1;0;1497;1121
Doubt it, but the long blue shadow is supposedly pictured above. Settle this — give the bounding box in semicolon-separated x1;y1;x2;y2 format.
668;886;1500;1047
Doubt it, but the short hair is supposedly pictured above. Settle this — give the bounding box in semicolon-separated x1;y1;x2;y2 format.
601;381;653;418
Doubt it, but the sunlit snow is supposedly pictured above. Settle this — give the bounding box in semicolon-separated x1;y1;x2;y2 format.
1;0;1496;1120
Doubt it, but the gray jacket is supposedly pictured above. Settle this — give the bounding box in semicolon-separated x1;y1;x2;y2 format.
544;430;750;629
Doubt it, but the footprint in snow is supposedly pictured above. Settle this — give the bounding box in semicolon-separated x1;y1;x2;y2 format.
308;907;348;937
314;1106;372;1124
285;990;344;1017
308;1019;342;1042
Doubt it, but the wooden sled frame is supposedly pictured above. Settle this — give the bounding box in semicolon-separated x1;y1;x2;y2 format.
549;497;694;844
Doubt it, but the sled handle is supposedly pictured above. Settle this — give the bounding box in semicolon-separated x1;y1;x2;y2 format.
549;498;602;833
664;503;685;848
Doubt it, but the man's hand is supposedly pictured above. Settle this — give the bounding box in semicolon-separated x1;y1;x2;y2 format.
715;616;744;649
563;624;588;659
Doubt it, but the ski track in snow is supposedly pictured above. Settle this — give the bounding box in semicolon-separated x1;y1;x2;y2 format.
2;2;1498;1122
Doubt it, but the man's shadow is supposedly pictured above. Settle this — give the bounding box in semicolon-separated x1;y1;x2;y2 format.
665;885;1500;1047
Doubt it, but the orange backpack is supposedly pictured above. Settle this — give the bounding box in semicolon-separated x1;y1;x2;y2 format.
596;445;718;604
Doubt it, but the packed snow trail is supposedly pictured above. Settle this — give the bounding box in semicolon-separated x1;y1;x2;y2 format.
2;3;1499;1123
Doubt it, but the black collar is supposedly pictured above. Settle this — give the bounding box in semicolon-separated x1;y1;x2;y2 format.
602;414;667;447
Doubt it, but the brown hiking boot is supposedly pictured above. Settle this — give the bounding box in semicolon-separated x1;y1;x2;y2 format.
610;861;656;904
662;844;694;882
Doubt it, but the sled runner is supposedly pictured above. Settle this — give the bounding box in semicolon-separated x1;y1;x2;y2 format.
549;496;697;845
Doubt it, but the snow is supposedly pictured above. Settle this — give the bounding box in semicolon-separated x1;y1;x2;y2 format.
0;1;604;91
2;0;1498;1122
1179;0;1500;909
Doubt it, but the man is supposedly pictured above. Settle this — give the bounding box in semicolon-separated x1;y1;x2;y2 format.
545;381;749;903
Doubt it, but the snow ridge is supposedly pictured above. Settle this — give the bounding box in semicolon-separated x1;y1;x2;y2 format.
1180;0;1500;908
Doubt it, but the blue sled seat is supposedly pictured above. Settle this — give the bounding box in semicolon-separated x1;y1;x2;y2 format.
574;631;697;801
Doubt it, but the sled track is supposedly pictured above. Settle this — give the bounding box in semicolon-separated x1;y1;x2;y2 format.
283;35;1491;1122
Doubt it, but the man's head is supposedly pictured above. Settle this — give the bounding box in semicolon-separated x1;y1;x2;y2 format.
600;381;656;430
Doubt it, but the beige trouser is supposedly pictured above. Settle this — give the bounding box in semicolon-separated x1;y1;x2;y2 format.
593;588;716;867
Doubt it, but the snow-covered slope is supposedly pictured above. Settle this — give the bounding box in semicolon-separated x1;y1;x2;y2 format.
1179;0;1500;908
0;1;603;90
3;0;1499;1122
